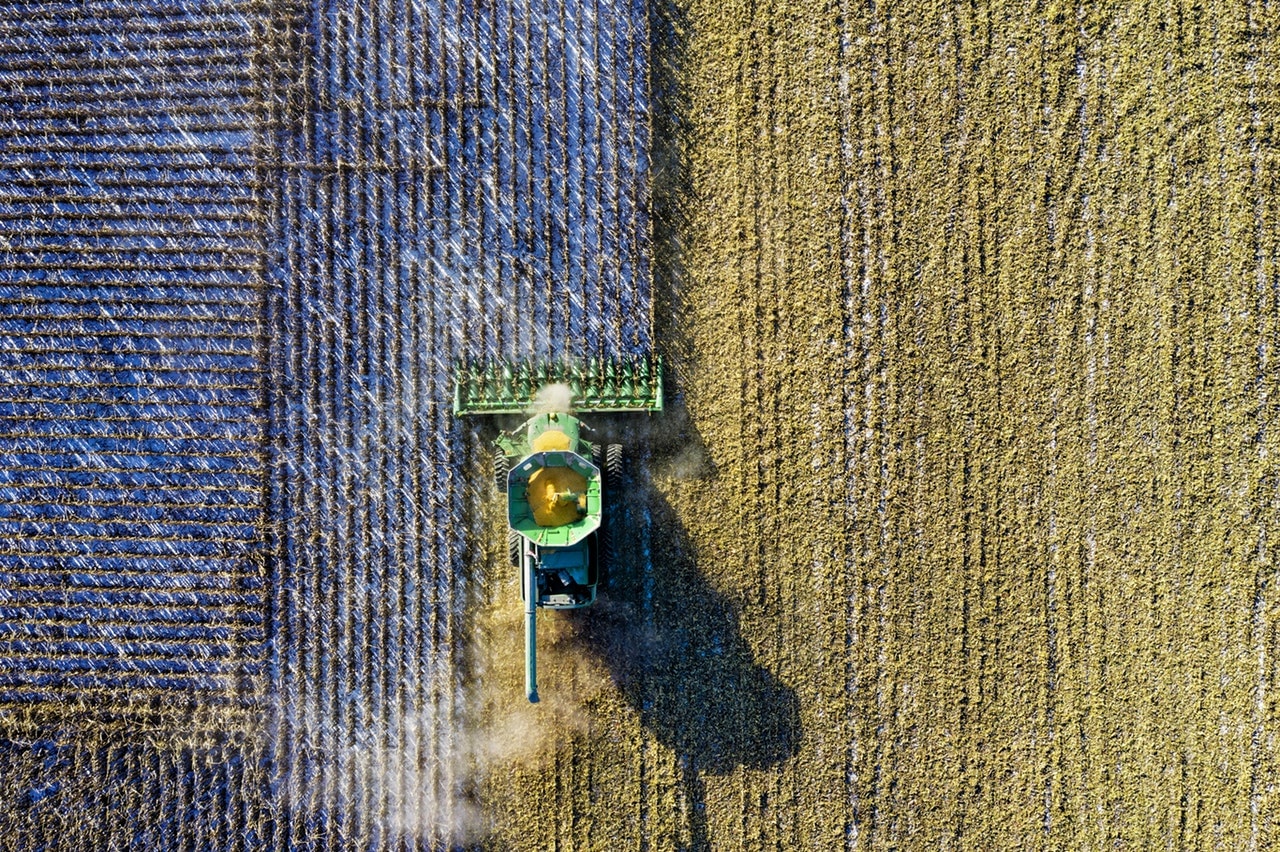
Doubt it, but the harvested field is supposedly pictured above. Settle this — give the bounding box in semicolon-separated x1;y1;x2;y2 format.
2;0;1280;849
476;0;1280;847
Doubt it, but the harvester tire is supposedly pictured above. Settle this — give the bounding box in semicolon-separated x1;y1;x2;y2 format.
494;452;509;494
605;444;623;482
508;529;521;567
599;526;613;583
590;527;611;588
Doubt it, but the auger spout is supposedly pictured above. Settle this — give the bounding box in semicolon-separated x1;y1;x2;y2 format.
525;556;539;703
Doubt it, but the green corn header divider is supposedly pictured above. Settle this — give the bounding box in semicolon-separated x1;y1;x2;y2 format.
453;355;663;415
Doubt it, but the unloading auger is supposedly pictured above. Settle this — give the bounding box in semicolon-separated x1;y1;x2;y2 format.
454;356;662;702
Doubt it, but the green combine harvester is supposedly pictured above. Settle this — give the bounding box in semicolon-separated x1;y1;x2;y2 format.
454;356;662;702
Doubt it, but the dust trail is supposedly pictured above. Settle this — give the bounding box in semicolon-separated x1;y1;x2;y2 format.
465;588;607;762
284;699;485;846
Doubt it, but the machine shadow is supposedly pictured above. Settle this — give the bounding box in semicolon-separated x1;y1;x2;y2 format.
567;0;799;784
571;408;801;777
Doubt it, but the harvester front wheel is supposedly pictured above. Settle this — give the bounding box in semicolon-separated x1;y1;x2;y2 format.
508;529;522;567
605;444;623;482
494;451;509;494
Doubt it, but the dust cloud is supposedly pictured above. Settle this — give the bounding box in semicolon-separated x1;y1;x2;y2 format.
530;382;575;414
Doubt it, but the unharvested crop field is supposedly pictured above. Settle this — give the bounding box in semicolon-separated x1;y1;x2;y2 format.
2;0;1280;849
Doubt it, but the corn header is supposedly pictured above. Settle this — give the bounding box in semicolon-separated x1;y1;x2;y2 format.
453;355;663;416
454;357;661;702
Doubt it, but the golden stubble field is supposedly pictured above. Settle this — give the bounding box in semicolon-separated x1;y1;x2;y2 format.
472;1;1280;848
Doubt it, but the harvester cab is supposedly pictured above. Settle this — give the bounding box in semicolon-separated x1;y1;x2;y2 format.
453;357;661;702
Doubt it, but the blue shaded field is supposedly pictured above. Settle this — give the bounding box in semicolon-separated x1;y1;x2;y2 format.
0;0;652;846
0;0;267;705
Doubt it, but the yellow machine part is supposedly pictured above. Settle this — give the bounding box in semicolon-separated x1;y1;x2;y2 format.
531;429;572;452
527;466;588;527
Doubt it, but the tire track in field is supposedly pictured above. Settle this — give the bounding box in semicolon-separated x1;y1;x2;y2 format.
1243;3;1280;841
640;0;843;847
